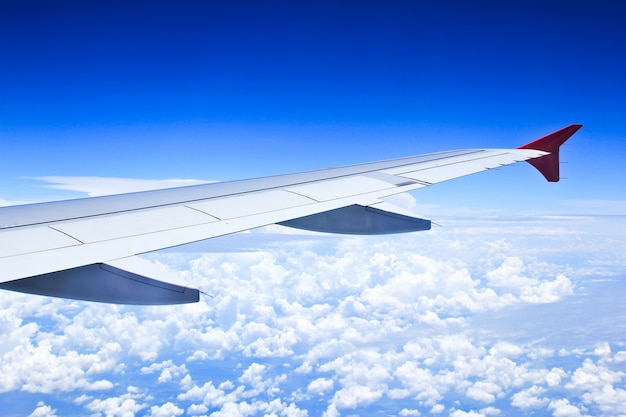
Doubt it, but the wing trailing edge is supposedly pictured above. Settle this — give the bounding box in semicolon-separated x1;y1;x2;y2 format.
278;202;431;235
0;257;199;305
518;124;582;182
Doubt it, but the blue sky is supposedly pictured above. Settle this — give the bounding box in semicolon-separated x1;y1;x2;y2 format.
2;1;625;194
1;2;626;417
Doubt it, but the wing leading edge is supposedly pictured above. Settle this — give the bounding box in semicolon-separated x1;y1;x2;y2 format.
0;124;582;304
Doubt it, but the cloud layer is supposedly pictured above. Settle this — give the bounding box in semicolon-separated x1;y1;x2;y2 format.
1;206;625;416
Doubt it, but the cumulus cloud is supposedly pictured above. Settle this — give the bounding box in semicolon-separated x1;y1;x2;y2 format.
28;402;58;417
148;402;184;417
511;385;549;409
308;377;334;395
84;388;147;416
141;360;189;384
548;398;586;417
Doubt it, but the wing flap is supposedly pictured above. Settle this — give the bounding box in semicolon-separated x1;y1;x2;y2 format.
278;201;431;235
0;260;199;305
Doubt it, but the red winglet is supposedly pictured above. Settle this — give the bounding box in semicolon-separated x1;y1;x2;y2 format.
518;124;582;182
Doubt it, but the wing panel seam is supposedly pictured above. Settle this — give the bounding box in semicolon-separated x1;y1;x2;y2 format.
48;226;85;245
282;189;321;202
183;205;223;221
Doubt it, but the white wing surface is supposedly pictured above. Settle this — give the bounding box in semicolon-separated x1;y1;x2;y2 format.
0;125;582;304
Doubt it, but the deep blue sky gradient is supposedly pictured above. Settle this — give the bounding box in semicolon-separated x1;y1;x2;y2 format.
2;1;624;125
1;1;625;208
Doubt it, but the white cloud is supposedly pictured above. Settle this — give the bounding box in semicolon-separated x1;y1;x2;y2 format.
85;389;147;417
0;336;115;394
331;385;383;409
583;383;626;415
449;409;486;417
308;377;334;395
489;342;523;358
177;380;226;404
520;274;574;303
0;198;32;207
545;368;567;387
28;402;58;417
238;362;266;387
384;192;420;211
566;359;623;391
186;403;208;415
148;402;184;417
141;360;189;383
486;257;536;289
32;176;213;197
466;381;501;403
593;342;611;357
511;385;549;409
548;398;586;417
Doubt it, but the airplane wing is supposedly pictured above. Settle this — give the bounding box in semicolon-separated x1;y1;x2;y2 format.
0;124;582;304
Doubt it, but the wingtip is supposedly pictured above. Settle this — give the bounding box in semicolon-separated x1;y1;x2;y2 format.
518;124;583;182
518;124;583;152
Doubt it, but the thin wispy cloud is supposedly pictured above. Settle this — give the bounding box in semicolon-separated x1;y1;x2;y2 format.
32;176;215;197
